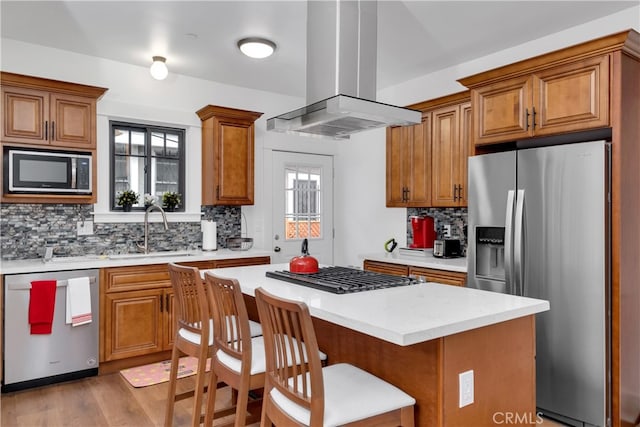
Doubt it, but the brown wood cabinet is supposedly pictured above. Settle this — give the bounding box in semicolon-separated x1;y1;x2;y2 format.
0;72;107;204
386;91;471;208
100;257;270;363
386;115;432;207
459;30;640;427
363;259;466;286
430;101;471;206
466;54;609;146
1;73;106;149
196;105;263;206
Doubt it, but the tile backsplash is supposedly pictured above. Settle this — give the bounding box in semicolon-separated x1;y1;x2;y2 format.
0;204;242;261
407;207;468;253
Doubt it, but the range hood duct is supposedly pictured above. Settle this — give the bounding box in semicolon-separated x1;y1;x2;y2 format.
267;0;421;140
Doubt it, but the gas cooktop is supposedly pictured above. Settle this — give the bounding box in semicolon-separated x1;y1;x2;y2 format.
265;266;418;294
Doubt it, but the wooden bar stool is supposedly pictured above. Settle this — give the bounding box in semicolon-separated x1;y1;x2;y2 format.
204;272;268;427
164;263;216;427
255;287;416;427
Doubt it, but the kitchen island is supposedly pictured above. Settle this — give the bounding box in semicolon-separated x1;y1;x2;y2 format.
205;263;549;427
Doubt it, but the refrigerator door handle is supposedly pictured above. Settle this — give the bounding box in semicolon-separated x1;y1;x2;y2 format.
504;190;516;293
514;189;526;296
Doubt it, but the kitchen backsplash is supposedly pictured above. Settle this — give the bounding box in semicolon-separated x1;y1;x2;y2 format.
0;204;242;261
407;207;468;253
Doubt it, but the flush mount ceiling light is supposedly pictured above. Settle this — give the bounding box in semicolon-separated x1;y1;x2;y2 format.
237;37;276;59
149;56;168;80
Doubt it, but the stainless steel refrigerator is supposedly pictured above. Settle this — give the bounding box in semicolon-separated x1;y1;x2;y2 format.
467;140;610;427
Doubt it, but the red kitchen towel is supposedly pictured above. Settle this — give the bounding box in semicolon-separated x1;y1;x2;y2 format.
29;280;57;334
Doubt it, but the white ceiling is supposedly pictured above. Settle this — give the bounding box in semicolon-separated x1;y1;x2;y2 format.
1;1;637;98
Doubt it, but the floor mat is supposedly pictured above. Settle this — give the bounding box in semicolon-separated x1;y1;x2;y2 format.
120;356;211;388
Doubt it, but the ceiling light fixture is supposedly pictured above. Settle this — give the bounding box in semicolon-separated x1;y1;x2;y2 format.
149;56;168;80
237;37;276;59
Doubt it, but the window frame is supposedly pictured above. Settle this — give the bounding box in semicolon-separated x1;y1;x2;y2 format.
109;120;186;212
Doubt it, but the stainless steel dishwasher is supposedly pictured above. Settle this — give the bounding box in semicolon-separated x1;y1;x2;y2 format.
3;269;99;392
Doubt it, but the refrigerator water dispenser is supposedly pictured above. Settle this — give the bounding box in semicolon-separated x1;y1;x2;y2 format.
475;227;505;281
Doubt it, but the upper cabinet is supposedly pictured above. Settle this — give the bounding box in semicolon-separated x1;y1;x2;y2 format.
1;72;107;150
386;114;431;207
197;105;263;206
386;91;471;208
430;100;471;206
460;46;610;146
1;72;107;204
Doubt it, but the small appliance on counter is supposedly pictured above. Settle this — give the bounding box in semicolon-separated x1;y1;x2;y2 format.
409;216;436;249
433;239;462;258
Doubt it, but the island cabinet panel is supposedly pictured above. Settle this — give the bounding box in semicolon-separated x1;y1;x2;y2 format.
99;257;269;369
467;54;610;146
243;293;537;427
197;105;263;206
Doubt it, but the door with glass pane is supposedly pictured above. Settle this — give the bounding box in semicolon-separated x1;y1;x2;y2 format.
272;151;334;265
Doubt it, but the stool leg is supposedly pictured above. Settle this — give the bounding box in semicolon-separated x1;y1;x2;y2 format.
203;362;219;427
191;352;208;427
164;346;181;427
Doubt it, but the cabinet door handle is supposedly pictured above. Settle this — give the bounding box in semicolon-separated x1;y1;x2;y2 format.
458;184;463;202
404;187;410;202
44;121;48;140
165;294;170;313
453;184;458;202
525;108;530;131
531;107;537;130
51;121;55;140
160;294;163;312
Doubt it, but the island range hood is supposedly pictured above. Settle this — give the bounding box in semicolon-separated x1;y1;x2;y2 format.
267;0;421;140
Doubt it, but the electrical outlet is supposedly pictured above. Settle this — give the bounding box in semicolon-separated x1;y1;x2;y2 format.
443;224;452;237
77;221;94;236
459;370;474;408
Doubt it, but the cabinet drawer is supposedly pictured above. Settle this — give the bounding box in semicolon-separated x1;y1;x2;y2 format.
103;264;171;292
212;256;271;268
363;260;409;277
409;266;467;286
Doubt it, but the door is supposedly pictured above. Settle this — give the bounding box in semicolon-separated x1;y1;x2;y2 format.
272;151;334;266
519;141;608;426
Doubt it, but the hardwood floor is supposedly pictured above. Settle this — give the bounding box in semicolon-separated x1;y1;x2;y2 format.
1;372;571;426
1;373;260;427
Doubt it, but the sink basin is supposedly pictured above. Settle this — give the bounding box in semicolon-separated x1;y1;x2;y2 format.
108;251;195;260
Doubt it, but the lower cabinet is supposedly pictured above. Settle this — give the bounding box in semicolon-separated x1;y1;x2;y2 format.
363;260;466;286
100;257;270;363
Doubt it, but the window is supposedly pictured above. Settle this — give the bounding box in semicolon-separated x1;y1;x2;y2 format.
284;166;322;239
110;121;185;211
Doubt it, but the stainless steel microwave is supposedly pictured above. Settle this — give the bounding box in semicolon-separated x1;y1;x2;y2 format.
3;148;92;194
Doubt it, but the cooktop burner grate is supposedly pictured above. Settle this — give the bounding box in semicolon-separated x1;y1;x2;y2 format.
265;266;418;294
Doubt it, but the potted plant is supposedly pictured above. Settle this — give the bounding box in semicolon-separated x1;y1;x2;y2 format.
143;193;157;208
116;189;139;212
162;191;181;211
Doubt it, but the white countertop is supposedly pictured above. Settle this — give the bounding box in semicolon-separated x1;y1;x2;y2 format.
0;249;272;275
204;263;548;346
360;250;468;273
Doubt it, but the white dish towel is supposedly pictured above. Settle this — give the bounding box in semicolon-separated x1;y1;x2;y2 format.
66;277;92;327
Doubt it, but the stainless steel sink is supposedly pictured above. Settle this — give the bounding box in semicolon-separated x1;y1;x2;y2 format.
107;250;195;260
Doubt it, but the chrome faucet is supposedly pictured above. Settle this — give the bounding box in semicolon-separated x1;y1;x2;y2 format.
137;205;169;254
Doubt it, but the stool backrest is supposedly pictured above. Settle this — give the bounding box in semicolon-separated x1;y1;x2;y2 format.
205;272;252;367
168;263;210;339
255;287;325;425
